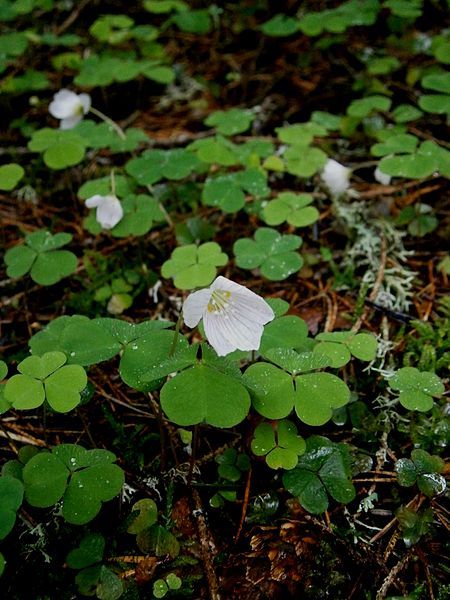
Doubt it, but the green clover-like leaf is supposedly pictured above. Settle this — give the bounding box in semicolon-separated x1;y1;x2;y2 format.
391;104;423;123
259;315;309;354
23;452;70;507
260;14;299;37
160;364;250;427
4;374;45;410
74;120;148;153
22;445;124;524
243;362;295;419
0;163;24;191
378;153;437;179
136;524;180;558
127;499;158;535
202;174;245;213
417;141;450;178
313;331;377;367
283;436;355;514
389;367;444;411
264;348;331;374
234;227;303;281
44;364;88;412
216;448;249;482
294;372;351;426
66;533;106;569
0;475;24;540
74;54;173;87
251;420;306;470
418;94;450;115
62;463;124;524
125;148;200;185
92;317;172;346
204;108;254;136
284;145;327;178
18;351;66;379
28;128;87;169
276;123;327;145
29;315;121;366
89;14;134;44
347;95;392;118
172;8;212;34
422;72;450;94
119;329;196;391
4;230;77;286
396;449;446;497
166;573;182;590
0;361;7;381
202;168;269;213
371;134;419;157
161;242;228;289
190;137;238;166
85;194;165;237
153;579;169;598
298;0;379;36
78;175;136;200
366;56;400;75
263;193;319;228
1;69;49;93
4;351;87;413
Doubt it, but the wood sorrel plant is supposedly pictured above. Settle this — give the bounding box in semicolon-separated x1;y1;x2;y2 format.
1;0;449;596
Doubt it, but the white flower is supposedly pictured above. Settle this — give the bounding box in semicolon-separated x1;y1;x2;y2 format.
182;276;275;357
321;158;351;197
374;166;391;186
49;89;91;130
85;194;124;230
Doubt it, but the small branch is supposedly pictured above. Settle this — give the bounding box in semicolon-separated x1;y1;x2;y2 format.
55;0;92;35
376;550;412;600
234;467;252;543
369;495;423;544
191;489;221;600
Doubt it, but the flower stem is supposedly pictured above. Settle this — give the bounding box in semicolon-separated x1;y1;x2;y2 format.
110;168;116;196
146;184;174;228
169;312;183;357
89;106;126;140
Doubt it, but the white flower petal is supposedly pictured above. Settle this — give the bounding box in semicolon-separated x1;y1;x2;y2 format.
182;289;212;328
210;275;241;293
374;166;391;186
79;93;91;115
60;114;83;130
220;312;264;350
321;158;351;197
210;276;274;324
95;195;123;230
182;275;275;356
49;89;81;119
203;313;241;356
232;291;274;325
85;195;104;208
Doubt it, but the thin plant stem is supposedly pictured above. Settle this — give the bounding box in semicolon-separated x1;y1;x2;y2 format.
169;313;183;357
146;184;174;228
110;168;116;196
89;106;126;140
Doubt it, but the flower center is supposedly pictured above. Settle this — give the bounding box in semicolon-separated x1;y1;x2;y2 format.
207;289;231;313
